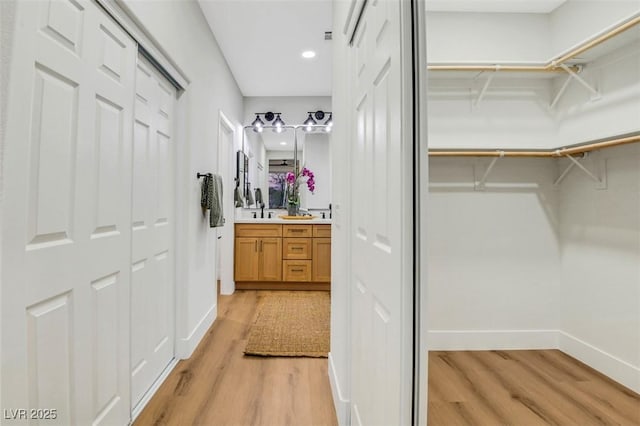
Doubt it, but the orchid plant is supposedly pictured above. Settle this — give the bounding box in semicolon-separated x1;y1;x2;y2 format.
285;167;315;206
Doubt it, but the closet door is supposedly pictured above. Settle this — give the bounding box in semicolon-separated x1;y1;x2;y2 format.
1;1;137;424
348;0;413;425
130;54;176;409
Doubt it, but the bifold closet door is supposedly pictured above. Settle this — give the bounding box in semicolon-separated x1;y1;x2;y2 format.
1;0;137;424
130;54;176;409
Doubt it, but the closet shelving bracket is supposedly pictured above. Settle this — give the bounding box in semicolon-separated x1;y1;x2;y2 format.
474;151;504;190
473;68;498;109
555;63;601;104
553;152;607;189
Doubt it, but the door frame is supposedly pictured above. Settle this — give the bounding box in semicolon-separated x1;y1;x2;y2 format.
217;110;236;295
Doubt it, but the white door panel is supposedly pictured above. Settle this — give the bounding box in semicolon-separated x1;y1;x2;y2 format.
130;54;176;409
2;1;136;425
349;0;411;425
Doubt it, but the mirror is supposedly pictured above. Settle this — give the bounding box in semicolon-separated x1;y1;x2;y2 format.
240;117;332;212
235;150;248;207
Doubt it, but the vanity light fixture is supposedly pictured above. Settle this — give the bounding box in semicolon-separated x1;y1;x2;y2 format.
324;113;333;131
303;110;332;132
303;113;317;132
272;114;285;133
302;50;316;59
251;114;265;132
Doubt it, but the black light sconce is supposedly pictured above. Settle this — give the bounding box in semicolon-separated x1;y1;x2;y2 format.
251;112;285;133
304;110;333;132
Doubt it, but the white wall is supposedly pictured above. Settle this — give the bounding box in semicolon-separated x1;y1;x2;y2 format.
555;43;640;145
558;144;640;392
427;78;557;149
550;0;640;57
426;12;551;63
122;0;244;358
427;158;562;349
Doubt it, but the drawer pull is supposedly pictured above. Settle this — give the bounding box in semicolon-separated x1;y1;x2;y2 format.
290;229;304;232
291;268;304;272
292;247;303;250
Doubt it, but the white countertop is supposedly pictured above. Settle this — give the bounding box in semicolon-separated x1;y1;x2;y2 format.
235;217;332;224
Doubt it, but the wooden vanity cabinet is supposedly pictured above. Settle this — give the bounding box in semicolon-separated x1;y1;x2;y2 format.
234;225;282;282
234;223;331;290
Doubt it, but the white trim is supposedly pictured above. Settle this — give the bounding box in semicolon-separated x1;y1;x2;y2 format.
130;358;179;423
94;0;190;89
217;110;236;295
559;331;640;393
427;329;559;351
175;303;217;359
328;353;350;426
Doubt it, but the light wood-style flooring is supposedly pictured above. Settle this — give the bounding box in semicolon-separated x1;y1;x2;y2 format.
134;290;338;426
429;349;640;425
136;290;640;426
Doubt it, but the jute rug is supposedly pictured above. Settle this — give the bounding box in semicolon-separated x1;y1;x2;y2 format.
244;291;330;358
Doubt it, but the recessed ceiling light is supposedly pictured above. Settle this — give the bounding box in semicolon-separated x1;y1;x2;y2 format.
302;50;316;59
280;141;287;145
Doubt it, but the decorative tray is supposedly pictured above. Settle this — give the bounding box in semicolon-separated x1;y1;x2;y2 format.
278;215;318;220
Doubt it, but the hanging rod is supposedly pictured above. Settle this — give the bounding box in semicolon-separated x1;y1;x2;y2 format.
427;64;577;73
428;15;640;73
428;134;640;157
197;172;213;179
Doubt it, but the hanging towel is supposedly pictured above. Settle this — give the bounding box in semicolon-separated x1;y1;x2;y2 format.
234;185;244;207
246;183;255;206
201;174;213;210
255;188;263;206
210;174;224;228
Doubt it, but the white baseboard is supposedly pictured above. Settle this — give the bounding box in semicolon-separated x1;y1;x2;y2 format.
328;352;350;426
559;331;640;393
176;303;217;359
427;329;559;351
130;358;178;423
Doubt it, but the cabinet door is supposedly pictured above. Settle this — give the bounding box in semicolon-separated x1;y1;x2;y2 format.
259;237;282;281
312;238;332;282
235;237;260;281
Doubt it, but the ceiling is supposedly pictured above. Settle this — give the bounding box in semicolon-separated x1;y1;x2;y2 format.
425;0;567;14
198;0;333;97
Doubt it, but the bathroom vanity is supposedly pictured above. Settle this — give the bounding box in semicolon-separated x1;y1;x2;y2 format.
234;219;331;290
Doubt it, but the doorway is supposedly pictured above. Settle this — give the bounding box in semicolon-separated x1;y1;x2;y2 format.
217;111;236;295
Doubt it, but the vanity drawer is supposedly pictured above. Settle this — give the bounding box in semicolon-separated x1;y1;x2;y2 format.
313;224;331;238
235;224;282;237
283;224;313;238
283;260;312;282
283;238;311;260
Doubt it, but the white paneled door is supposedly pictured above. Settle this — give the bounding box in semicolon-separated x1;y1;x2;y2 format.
130;54;176;409
2;0;137;424
349;0;413;425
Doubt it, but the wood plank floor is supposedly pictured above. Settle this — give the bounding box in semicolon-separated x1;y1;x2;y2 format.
428;350;640;426
136;289;639;426
134;290;338;426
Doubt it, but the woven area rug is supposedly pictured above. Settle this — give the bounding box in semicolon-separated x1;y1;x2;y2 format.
244;291;330;358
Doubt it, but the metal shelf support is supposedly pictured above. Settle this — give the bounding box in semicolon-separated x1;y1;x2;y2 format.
475;151;504;190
